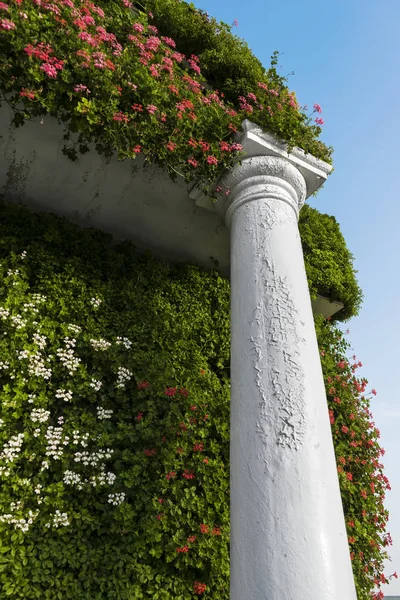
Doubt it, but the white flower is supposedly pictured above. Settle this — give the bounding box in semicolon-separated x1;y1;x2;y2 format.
0;433;24;463
52;510;70;528
90;378;102;391
33;333;47;349
55;389;73;402
67;324;81;334
31;293;47;304
63;470;83;489
20;250;27;260
90;297;102;308
108;492;125;506
44;426;64;460
10;315;26;330
0;307;10;319
90;338;111;351
0;360;10;370
116;367;133;389
56;340;80;374
30;408;50;423
116;337;132;349
97;406;113;420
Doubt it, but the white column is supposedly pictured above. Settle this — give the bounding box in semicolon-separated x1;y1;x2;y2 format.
217;154;357;600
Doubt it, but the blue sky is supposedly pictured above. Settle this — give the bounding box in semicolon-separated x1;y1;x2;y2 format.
193;0;400;593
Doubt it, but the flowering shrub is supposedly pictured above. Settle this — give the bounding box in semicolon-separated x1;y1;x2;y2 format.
0;202;393;599
316;316;395;599
299;204;363;320
0;0;331;199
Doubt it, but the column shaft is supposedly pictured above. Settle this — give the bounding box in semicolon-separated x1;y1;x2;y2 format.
225;157;357;600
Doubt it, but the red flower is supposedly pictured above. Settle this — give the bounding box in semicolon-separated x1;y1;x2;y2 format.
203;458;209;464
212;527;221;535
135;412;143;421
166;471;177;480
182;469;195;480
341;425;349;434
348;536;356;544
137;380;150;390
179;388;189;397
190;405;197;411
165;387;177;396
187;535;196;543
348;520;355;528
176;545;189;553
200;523;209;534
193;442;204;452
346;472;353;482
193;582;207;595
158;498;164;504
329;410;335;424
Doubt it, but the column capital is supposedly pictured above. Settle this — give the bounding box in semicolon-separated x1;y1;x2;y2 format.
189;120;333;219
216;154;306;229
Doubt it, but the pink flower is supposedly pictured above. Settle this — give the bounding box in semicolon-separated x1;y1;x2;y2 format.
147;104;157;115
0;17;15;29
166;141;177;152
372;389;377;396
206;155;218;166
40;63;58;78
148;11;154;18
233;19;239;26
133;22;144;32
133;145;141;154
315;117;324;126
134;411;143;421
161;36;176;48
122;0;132;7
313;103;322;113
74;84;91;94
188;158;198;168
0;3;9;11
148;25;158;34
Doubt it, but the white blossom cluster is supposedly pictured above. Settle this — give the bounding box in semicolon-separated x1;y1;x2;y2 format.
67;324;81;335
45;510;70;528
97;406;113;420
0;433;24;463
27;393;37;404
20;250;27;260
56;338;81;375
40;460;49;471
0;509;38;532
31;293;47;304
10;314;26;329
90;468;116;487
90;338;111;351
108;492;125;506
116;367;133;389
7;269;19;277
0;466;10;476
90;378;102;391
0;360;9;370
72;430;90;447
90;297;102;308
33;333;47;349
0;418;4;428
22;302;39;314
55;388;73;402
27;353;52;380
116;337;132;349
63;470;83;489
44;426;68;460
0;307;10;319
30;408;50;423
74;448;113;467
33;428;41;438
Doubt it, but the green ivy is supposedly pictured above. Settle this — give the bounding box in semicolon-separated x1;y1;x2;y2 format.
299;204;363;320
0;202;392;599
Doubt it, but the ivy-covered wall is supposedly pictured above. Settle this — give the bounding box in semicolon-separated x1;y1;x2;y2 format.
0;202;392;600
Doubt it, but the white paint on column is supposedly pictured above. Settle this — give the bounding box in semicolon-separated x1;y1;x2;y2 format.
218;155;357;600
